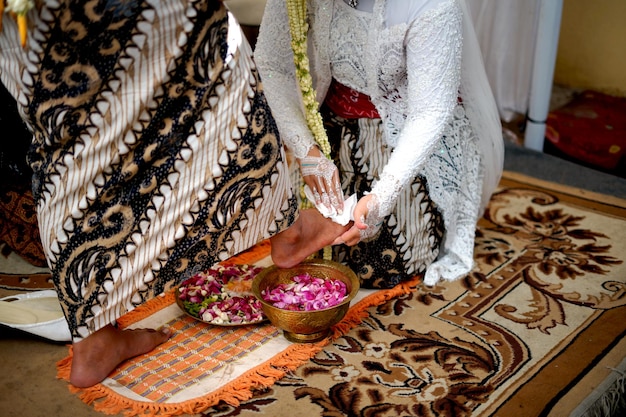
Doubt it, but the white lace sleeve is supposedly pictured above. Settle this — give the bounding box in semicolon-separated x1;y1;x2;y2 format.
255;0;317;159
371;3;462;217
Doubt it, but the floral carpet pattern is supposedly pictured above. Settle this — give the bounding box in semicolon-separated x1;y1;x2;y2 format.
201;172;626;417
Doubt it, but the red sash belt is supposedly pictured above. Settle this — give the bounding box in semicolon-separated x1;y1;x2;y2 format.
324;79;380;119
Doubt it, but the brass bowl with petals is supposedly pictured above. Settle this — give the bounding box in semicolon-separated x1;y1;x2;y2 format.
251;258;360;343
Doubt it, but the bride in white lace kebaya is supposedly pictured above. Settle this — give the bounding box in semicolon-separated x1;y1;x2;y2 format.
256;0;503;288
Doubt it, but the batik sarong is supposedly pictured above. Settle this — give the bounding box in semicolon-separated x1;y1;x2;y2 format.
0;0;296;339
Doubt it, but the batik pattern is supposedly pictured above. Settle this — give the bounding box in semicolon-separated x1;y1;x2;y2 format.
9;0;295;339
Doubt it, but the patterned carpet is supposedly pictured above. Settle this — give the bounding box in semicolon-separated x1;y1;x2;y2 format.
1;171;625;417
187;171;626;417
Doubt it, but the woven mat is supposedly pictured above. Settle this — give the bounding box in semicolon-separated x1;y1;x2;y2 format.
56;241;414;416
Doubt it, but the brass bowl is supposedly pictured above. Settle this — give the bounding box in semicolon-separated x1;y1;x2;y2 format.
251;259;360;343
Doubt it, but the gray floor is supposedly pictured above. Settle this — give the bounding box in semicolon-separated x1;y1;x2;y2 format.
503;139;626;200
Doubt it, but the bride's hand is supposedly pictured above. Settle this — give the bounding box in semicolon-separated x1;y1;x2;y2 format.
333;193;383;246
299;147;344;214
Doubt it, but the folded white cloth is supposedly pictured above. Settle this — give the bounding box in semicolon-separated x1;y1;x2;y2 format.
0;290;71;342
304;185;357;226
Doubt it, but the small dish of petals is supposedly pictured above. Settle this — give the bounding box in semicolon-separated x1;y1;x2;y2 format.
176;264;267;326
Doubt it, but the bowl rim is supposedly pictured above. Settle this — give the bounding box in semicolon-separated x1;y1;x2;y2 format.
251;258;360;313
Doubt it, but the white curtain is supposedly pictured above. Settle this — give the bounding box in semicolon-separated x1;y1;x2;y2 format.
466;0;541;123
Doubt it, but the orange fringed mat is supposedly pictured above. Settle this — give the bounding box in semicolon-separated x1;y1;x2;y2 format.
56;240;419;417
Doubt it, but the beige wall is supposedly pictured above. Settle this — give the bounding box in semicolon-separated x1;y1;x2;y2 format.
554;0;626;96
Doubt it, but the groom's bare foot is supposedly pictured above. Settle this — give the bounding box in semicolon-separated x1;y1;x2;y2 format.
270;208;350;268
70;324;171;388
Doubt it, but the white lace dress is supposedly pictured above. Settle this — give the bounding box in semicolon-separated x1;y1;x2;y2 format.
256;0;504;286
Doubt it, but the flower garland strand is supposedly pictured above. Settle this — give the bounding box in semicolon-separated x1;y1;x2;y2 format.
1;0;34;47
287;0;333;261
286;0;331;158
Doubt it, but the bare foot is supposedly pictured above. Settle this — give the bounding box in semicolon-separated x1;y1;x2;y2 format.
270;208;350;268
70;324;171;388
